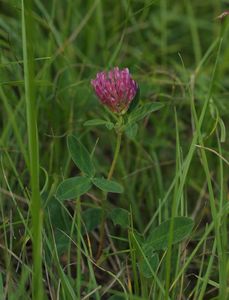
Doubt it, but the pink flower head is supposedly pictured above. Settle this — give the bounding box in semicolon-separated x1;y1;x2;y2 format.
91;67;138;114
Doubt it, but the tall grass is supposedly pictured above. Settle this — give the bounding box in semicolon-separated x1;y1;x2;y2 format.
22;0;43;299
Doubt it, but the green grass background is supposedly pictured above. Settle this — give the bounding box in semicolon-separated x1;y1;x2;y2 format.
0;0;229;299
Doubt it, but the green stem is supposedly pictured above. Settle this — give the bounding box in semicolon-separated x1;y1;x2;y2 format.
108;131;122;180
96;120;123;260
22;1;43;299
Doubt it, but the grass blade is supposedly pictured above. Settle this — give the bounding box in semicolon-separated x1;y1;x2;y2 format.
22;0;43;298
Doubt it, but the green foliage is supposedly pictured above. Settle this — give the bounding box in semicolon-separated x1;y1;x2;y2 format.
54;231;71;255
92;177;124;193
124;123;138;139
45;196;72;255
138;252;159;278
84;119;114;129
128;102;164;124
67;135;95;177
82;208;103;232
106;122;115;130
56;176;92;200
145;217;194;251
109;208;129;228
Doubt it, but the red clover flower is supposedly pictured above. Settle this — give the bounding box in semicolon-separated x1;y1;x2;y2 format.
91;67;138;114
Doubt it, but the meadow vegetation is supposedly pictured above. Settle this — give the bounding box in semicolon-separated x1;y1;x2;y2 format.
0;1;228;299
